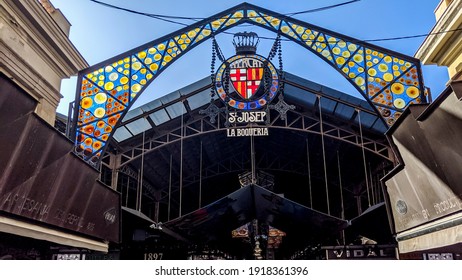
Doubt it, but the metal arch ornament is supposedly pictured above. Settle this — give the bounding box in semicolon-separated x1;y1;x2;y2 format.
72;3;426;165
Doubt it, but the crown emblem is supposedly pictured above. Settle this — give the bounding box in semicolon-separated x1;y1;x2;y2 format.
233;32;260;55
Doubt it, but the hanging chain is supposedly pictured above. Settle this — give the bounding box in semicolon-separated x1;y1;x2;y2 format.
267;34;285;97
268;34;280;61
223;67;230;98
266;34;282;101
277;35;285;95
214;38;226;63
210;38;217;101
264;61;269;97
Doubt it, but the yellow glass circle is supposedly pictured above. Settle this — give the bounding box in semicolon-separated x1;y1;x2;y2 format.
145;58;153;65
188;31;196;38
234;11;243;18
391;83;404;94
393;98;405;109
271;18;280;26
383;73;394;82
132;62;142;71
348;44;357;52
109;72;118;81
94;92;107;104
378;64;388;72
328;37;337;44
94;107;106;118
132;83;141;93
120;76;129;85
154;54;162;61
81;97;93;109
150;64;159;71
212;20;221;29
342;51;351;57
336;57;345;65
406;86;420;98
355;77;365;86
353;54;363;63
104;82;114;91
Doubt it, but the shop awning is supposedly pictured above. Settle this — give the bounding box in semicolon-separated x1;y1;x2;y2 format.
0;216;108;252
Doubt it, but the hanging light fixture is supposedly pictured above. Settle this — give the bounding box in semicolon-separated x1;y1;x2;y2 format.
254;240;262;259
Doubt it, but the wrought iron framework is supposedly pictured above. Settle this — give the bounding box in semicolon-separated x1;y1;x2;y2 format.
113;105;391;168
72;3;425;164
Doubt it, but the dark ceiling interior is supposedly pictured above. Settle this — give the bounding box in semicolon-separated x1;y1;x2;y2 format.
103;72;395;256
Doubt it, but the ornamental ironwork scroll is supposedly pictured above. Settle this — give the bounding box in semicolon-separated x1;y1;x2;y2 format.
72;3;426;165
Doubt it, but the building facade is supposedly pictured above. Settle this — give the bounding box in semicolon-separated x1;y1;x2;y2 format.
2;0;461;260
382;0;462;259
415;0;462;81
0;0;120;259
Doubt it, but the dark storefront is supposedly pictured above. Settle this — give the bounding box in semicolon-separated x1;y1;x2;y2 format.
0;73;120;259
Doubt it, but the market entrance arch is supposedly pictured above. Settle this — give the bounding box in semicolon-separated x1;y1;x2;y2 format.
71;3;426;165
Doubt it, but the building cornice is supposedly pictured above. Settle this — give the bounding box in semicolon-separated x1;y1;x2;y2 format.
415;0;462;66
38;0;56;14
1;0;88;123
12;0;88;75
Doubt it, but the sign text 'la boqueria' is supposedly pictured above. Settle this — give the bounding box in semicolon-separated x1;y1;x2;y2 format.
227;127;269;137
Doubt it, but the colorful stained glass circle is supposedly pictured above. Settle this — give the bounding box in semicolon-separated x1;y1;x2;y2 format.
406;86;420;98
393;98;405;109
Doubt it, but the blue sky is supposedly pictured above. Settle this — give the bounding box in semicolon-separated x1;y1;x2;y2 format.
50;0;449;115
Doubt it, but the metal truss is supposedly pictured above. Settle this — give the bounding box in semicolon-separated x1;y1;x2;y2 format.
166;147;307;188
116;106;392;169
117;164;159;200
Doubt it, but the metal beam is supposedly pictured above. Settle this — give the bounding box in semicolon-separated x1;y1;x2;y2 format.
117;107;392;168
